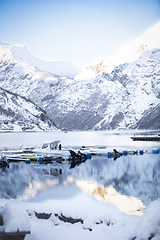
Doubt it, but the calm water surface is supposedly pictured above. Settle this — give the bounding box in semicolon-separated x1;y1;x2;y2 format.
0;130;159;149
0;130;160;215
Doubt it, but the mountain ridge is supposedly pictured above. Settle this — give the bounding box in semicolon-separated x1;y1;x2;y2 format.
0;41;80;79
75;21;160;81
0;87;57;131
0;22;160;131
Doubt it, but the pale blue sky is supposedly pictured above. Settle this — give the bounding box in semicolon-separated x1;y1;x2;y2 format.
0;0;160;68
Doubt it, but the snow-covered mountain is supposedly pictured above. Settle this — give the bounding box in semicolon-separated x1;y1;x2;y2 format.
43;48;160;130
0;22;160;131
75;22;160;80
0;41;80;79
0;88;57;132
0;41;79;131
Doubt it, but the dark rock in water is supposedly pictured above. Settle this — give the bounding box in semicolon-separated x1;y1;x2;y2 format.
34;212;52;220
56;213;83;224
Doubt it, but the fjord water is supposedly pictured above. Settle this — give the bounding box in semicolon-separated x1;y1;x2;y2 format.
0;130;160;215
0;130;159;149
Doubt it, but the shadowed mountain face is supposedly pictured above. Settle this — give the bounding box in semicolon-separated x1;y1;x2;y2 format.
40;49;160;130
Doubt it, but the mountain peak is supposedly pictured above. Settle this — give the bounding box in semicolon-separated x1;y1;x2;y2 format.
0;41;80;79
75;21;160;80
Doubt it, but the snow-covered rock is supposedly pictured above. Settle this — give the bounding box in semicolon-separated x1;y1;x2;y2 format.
1;194;160;240
1;202;31;233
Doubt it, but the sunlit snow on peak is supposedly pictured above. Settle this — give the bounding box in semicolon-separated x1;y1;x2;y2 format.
75;21;160;80
0;41;80;79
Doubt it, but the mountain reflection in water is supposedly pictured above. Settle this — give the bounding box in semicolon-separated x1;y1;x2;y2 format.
70;154;160;214
6;153;159;216
74;180;145;215
0;130;160;216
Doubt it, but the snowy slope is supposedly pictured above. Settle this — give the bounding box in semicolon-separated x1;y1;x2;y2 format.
0;41;80;79
75;21;160;80
41;49;160;130
0;22;160;131
0;88;57;131
0;47;159;131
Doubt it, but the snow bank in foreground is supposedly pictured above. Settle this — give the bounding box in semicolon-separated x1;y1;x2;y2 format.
1;202;31;233
136;199;160;240
0;194;160;240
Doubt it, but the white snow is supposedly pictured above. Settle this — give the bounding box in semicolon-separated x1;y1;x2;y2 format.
0;41;80;79
0;202;31;233
75;21;160;80
135;199;160;239
0;195;160;239
0;23;159;131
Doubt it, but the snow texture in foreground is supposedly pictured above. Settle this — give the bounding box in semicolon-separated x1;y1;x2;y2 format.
1;202;31;233
0;195;160;239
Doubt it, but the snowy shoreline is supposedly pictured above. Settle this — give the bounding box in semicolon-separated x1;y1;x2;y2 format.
0;194;160;240
0;131;160;240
